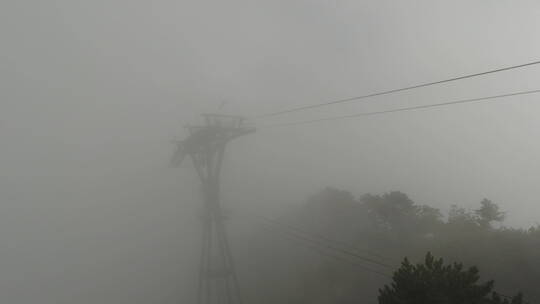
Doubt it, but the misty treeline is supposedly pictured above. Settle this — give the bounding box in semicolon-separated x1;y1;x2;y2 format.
238;188;539;304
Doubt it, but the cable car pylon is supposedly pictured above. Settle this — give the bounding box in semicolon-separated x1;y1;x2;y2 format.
172;114;255;304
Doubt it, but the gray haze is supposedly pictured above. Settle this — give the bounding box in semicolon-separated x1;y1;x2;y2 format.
1;0;540;303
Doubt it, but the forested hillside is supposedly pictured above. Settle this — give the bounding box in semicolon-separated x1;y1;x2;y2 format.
239;188;540;303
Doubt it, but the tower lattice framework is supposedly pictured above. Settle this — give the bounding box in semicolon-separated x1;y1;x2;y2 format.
172;114;254;304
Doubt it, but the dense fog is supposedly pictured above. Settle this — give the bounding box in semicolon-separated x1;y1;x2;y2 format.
2;1;540;303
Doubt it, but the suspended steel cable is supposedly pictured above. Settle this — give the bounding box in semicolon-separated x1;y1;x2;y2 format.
257;59;540;118
255;214;395;265
234;211;396;269
256;220;393;278
261;88;540;128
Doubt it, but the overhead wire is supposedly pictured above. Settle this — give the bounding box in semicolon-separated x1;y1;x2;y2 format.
253;213;396;265
255;219;393;278
233;211;396;269
261;88;540;128
257;59;540;118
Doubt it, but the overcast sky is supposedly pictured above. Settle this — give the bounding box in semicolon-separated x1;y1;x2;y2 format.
2;1;540;303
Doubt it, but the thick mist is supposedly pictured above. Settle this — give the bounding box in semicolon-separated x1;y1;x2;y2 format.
1;1;540;303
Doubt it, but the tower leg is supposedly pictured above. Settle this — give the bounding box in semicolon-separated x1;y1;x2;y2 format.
194;150;243;304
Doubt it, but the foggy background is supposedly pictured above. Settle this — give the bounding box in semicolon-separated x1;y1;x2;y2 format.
2;1;540;303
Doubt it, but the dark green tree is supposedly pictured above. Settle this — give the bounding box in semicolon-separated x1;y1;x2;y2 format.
378;252;523;304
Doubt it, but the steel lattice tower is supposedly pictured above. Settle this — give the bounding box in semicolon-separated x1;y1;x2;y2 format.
172;114;254;304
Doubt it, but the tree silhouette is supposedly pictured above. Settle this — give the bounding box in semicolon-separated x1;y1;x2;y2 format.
475;199;505;228
378;253;523;304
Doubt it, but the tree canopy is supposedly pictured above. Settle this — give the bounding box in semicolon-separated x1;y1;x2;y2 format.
379;252;523;304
